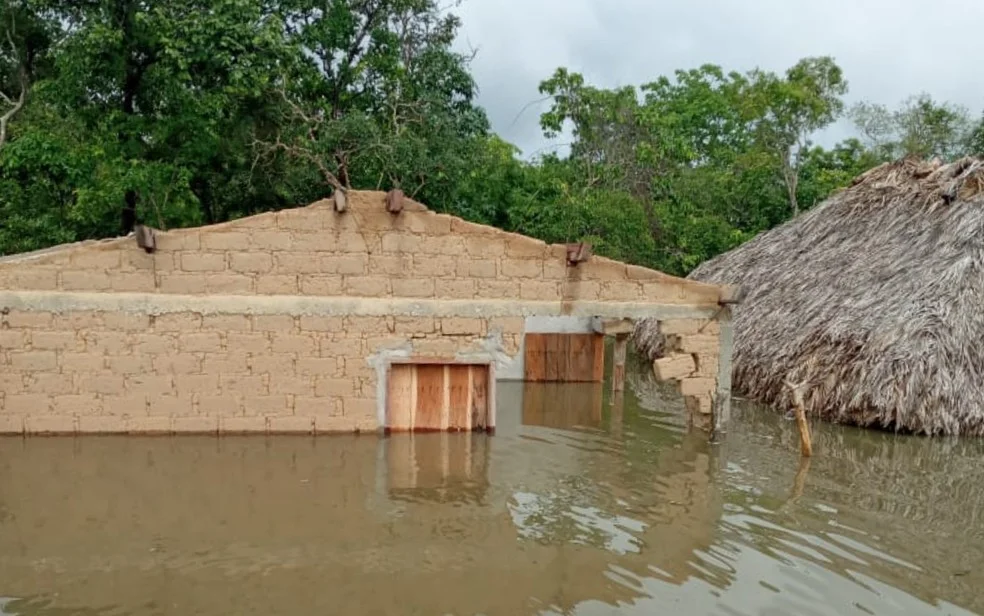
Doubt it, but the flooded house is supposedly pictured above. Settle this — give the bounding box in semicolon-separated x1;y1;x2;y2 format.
635;157;984;437
0;190;735;436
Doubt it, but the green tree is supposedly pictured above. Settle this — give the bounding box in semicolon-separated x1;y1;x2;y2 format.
849;93;973;161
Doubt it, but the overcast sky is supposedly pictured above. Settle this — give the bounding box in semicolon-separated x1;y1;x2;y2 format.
452;0;984;159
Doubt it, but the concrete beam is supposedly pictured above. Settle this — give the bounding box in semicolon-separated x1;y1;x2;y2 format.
0;290;722;321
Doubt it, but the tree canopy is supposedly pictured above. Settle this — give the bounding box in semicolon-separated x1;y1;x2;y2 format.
0;0;981;276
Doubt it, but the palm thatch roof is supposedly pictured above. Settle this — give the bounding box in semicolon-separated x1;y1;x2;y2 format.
635;156;984;436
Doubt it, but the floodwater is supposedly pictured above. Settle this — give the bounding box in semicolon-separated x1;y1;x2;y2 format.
0;367;982;615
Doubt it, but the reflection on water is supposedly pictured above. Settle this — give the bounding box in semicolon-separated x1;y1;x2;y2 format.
0;370;981;615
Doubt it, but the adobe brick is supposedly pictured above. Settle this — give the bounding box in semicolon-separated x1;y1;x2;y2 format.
299;315;343;333
25;372;75;395
334;232;370;253
300;275;343;295
0;373;25;394
101;312;152;332
294;396;335;417
111;273;156;292
343;275;389;297
381;232;420;253
519;280;560;300
9;351;57;372
126;375;174;396
276;209;322;231
271;333;317;355
4;394;51;414
126;417;172;434
344;316;391;334
220;416;268;433
314;377;356;398
435;279;476;299
154;312;202;332
3;311;53;328
315;413;352;433
133;333;177;354
175;374;220;396
413;255;455;277
180;252;226;272
257;275;299;295
319;336;364;358
51;393;101;415
219;374;267;396
456;259;497;279
500;259;542;279
78;416;126;434
201;232;250;250
226;333;271;354
0;414;24;434
203;352;249;375
418;236;464;256
25;415;77;435
206;274;254;294
30;330;81;352
202;314;251;332
155;230;201;250
243;395;289;416
269;416;314;434
477;279;520;299
0;330;25;348
343;398;377;418
275;252;322;274
102;394;148;416
158;273;206;294
250;354;295;376
2;269;58;290
61;270;112;291
392;278;435;298
252;315;296;332
679;377;716;397
152;354;202;375
199;394;242;416
106;354;153;374
600;282;643;301
61;352;108;372
505;237;547;258
148;394;195;417
249;230;293;251
84;331;131;354
270;375;314;396
180;332;223;353
394;317;435;334
77;374;124;396
51;311;103;330
369;254;412;276
296;357;337;376
173;416;219;434
229;252;273;274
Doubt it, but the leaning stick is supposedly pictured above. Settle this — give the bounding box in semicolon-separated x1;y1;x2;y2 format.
783;379;813;458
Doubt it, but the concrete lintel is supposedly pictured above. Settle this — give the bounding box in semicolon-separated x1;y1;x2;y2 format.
590;316;635;336
0;290;721;321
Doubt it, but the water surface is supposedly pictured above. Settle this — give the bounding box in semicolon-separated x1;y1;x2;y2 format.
0;370;980;615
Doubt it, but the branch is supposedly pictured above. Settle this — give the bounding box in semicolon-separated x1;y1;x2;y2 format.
0;65;27;150
252;135;344;192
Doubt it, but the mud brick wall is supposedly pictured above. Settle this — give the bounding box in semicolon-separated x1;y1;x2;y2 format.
651;318;723;430
0;308;527;435
0;190;726;435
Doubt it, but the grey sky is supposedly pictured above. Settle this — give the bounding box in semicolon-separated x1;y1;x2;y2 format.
453;0;984;159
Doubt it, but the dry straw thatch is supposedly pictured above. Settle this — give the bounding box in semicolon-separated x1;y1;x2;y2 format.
635;156;984;436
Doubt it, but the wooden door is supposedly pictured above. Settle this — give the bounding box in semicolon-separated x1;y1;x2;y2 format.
386;363;491;432
523;333;604;382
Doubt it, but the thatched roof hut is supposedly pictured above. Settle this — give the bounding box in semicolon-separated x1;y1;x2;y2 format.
635;157;984;436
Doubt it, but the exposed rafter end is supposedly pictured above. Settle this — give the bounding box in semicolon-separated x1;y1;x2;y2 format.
333;189;348;213
718;285;745;305
386;188;404;214
134;225;157;254
566;242;592;266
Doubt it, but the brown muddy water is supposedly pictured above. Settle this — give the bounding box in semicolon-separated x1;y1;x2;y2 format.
0;370;982;615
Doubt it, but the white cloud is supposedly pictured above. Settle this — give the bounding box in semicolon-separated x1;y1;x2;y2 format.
453;0;984;158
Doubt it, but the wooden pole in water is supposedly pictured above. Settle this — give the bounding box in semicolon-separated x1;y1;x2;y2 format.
612;333;628;394
784;379;813;458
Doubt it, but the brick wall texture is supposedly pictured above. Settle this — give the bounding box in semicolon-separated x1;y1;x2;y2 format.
0;190;725;434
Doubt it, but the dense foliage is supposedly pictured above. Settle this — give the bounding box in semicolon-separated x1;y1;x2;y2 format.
0;0;981;275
